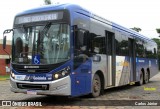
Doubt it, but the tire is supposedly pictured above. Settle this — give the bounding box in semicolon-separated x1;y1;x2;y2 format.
136;72;144;86
91;74;101;97
144;71;149;84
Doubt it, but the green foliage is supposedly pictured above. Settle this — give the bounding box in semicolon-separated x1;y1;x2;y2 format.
130;27;142;32
44;0;52;5
152;38;160;69
156;28;160;33
152;38;160;45
0;75;10;80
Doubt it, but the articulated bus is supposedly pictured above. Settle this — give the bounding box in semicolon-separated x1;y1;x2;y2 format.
3;4;158;97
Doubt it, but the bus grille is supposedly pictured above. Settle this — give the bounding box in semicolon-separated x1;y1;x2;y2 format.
17;83;49;90
14;68;50;73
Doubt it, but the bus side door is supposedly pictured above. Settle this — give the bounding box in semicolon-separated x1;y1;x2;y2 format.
105;31;115;87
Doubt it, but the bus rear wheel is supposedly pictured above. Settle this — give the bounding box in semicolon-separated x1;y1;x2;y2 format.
91;74;101;97
144;71;149;84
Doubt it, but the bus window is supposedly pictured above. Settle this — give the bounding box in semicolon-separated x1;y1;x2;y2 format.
136;39;145;58
115;33;128;56
92;36;106;54
74;29;89;69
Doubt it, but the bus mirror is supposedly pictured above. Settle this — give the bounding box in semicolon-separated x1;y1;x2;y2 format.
3;36;7;49
93;55;101;62
3;29;13;49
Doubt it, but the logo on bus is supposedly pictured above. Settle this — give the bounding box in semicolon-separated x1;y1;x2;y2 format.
24;76;47;81
116;61;129;67
32;55;40;64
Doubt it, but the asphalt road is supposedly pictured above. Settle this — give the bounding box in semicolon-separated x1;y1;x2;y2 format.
0;73;160;109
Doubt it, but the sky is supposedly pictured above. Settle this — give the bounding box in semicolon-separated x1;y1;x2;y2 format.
0;0;160;39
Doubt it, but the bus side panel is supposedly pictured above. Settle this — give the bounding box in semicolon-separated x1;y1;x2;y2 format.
115;56;130;86
71;59;92;97
136;58;147;81
149;59;158;78
136;58;158;81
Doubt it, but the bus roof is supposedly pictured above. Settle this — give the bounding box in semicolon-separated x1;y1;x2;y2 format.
16;3;156;44
16;3;83;16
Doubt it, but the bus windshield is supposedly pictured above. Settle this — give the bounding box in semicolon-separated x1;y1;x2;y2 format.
12;23;70;64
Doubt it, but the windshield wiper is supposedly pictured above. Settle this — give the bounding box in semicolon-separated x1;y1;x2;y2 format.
34;22;52;55
21;25;30;41
41;22;52;36
38;22;52;47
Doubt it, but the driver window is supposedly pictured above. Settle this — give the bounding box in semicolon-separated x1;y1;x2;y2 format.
75;29;89;55
74;29;89;69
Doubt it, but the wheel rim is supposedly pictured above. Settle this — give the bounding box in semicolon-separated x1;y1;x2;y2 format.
93;79;100;92
92;74;101;97
145;73;149;83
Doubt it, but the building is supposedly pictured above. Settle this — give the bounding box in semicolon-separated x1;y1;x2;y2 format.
0;39;11;75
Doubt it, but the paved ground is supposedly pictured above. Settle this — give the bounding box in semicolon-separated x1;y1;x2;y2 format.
0;73;160;109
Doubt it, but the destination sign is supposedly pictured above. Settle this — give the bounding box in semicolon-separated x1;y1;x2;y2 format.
15;12;63;24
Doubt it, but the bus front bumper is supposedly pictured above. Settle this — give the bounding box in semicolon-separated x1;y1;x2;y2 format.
10;76;71;96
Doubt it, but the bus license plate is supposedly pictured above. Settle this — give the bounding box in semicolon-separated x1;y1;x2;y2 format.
27;90;37;95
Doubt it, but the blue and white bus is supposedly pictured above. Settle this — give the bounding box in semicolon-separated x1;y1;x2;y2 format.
3;4;158;97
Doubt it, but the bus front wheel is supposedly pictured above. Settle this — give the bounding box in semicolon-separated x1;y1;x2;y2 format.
91;74;101;97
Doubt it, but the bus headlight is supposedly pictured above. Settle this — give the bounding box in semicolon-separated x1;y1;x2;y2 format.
54;74;59;79
11;71;15;79
53;66;70;80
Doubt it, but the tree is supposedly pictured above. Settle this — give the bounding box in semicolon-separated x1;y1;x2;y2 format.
156;28;160;37
44;0;52;5
152;38;160;52
130;27;142;32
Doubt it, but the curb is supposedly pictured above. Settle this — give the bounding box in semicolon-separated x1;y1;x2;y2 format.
0;78;10;81
0;78;6;81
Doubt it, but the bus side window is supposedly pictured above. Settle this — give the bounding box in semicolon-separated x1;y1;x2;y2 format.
92;36;105;54
74;29;90;55
74;29;89;69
